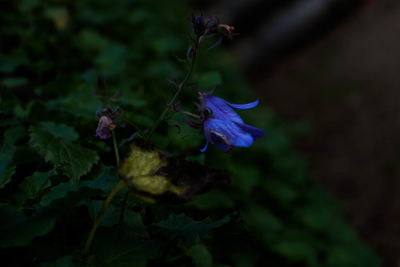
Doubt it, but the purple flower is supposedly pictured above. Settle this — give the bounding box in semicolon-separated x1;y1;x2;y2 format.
199;92;265;153
94;107;121;139
95;115;116;139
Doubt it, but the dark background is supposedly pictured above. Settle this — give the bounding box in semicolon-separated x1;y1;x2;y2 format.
190;0;400;265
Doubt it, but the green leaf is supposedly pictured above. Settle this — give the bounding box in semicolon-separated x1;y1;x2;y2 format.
2;77;28;88
40;255;86;267
0;54;26;74
39;182;78;207
0;204;55;247
29;124;98;180
0;141;16;189
186;243;213;267
81;165;120;192
229;164;260;195
89;230;159;267
154;214;230;243
242;205;283;243
85;201;119;227
77;29;111;52
47;84;102;119
95;45;127;76
4;125;27;145
326;245;381;267
188;189;234;210
39;122;79;142
272;241;317;267
17;171;53;202
123;209;147;237
13;104;30;119
262;179;298;204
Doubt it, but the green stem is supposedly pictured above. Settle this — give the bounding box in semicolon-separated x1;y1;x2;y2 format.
145;43;198;143
112;131;120;166
118;191;130;225
84;180;126;255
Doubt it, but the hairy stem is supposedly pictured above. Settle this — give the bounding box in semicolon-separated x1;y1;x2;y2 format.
145;41;198;143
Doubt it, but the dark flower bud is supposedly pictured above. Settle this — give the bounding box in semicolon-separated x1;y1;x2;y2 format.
191;14;220;39
191;14;236;49
203;16;220;33
192;14;206;37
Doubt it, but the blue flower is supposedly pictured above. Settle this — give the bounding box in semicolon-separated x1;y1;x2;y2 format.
199;93;265;152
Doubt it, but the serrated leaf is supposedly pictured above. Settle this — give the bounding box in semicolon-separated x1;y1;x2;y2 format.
39;121;79;142
154;214;230;243
0;141;16;188
0;204;55;247
53;143;99;180
17;171;53;202
29;125;98;180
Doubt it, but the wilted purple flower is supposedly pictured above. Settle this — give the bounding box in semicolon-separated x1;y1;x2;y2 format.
94;107;121;139
198;92;265;153
95;115;116;139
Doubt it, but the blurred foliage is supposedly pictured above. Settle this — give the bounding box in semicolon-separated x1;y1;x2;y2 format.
0;0;380;266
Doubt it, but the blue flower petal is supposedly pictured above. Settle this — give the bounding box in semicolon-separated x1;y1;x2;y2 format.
200;140;209;152
214;140;232;153
203;95;244;123
226;99;259;110
204;119;254;148
234;122;265;140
